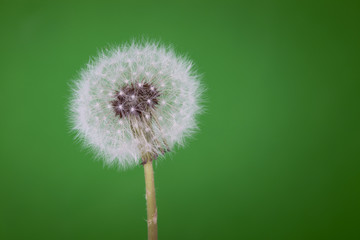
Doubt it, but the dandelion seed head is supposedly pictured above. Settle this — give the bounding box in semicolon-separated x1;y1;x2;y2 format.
70;41;203;168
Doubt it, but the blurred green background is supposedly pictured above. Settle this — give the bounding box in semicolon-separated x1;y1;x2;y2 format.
1;0;359;239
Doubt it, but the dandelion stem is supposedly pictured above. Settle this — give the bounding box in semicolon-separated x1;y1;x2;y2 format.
143;158;158;240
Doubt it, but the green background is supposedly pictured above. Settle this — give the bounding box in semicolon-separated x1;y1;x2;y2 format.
1;0;359;239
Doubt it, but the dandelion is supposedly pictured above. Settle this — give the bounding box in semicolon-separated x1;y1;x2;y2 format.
70;41;203;240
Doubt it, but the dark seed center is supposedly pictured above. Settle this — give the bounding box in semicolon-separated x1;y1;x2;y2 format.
111;82;160;119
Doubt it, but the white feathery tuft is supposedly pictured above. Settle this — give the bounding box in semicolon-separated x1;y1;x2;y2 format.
70;41;203;168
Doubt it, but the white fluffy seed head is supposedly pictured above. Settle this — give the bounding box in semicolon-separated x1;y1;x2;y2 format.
70;41;203;168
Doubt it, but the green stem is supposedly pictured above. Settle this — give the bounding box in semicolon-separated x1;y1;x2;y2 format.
143;159;158;240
